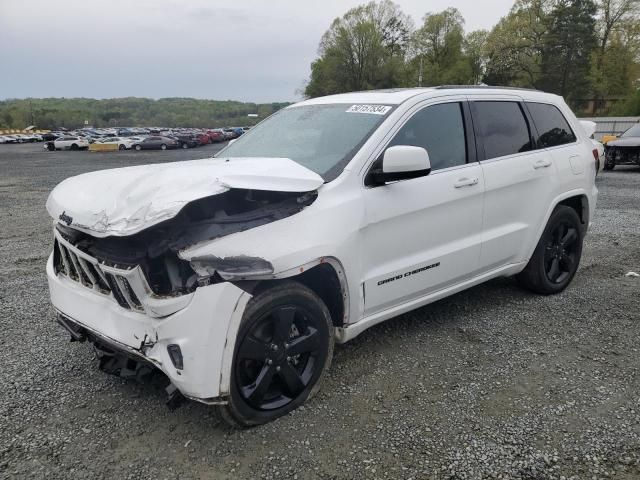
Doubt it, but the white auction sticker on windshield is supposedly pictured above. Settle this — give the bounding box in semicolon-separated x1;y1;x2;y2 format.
346;104;392;115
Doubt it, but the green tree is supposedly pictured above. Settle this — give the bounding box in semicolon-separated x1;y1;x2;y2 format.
483;0;553;87
539;0;598;104
410;8;472;85
465;30;489;85
304;0;414;97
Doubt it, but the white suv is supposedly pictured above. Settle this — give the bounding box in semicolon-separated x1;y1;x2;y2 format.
46;87;598;426
48;136;90;150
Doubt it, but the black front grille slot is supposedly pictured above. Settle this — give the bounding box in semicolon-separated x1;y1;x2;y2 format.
104;273;131;310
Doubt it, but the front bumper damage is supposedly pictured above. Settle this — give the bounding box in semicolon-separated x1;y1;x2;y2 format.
56;313;187;408
47;253;251;406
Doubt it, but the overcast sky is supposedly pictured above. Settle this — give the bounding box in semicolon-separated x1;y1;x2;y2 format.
0;0;513;103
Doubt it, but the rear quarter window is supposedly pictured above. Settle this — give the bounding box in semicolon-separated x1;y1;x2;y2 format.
526;102;576;148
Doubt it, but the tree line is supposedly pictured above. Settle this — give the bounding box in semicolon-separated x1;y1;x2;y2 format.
304;0;640;115
0;98;290;130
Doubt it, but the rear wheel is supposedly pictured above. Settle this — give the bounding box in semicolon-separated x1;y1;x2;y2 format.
160;144;167;150
119;144;126;150
219;282;334;427
517;205;583;295
135;144;142;151
70;143;79;151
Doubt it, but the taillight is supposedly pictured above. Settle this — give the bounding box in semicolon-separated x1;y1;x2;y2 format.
592;148;599;174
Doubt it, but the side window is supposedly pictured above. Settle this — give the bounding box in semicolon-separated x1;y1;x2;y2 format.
526;102;576;148
471;101;532;160
387;102;467;171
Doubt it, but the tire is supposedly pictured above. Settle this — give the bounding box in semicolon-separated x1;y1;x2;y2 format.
517;205;584;295
160;144;167;150
70;144;78;151
181;142;188;149
219;281;334;428
604;151;615;170
135;144;142;151
119;144;126;151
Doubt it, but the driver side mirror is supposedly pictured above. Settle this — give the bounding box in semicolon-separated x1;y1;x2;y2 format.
370;145;431;186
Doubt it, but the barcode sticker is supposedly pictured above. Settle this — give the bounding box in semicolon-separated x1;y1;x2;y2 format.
346;104;392;115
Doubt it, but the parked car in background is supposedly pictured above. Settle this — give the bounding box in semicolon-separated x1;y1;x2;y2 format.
132;136;178;151
195;133;210;145
47;136;90;151
222;128;238;140
604;123;640;170
206;130;226;143
12;134;39;143
175;135;199;149
0;135;18;144
98;136;135;150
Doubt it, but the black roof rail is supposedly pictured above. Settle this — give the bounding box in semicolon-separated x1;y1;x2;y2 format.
434;85;541;92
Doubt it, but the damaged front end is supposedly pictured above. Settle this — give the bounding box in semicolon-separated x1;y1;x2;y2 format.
52;188;317;316
47;156;323;406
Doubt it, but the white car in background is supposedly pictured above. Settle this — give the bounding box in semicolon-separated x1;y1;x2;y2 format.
98;136;134;150
50;136;90;151
0;135;17;144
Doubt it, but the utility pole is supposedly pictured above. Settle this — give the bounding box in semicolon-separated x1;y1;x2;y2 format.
418;57;423;87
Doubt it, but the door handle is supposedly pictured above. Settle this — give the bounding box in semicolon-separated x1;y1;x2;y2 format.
453;177;479;188
533;159;552;169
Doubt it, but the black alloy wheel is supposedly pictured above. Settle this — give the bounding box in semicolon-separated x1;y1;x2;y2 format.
119;144;126;150
70;143;78;150
236;305;321;410
544;221;579;284
220;282;333;427
517;205;584;295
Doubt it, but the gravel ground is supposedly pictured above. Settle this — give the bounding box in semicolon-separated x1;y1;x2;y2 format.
1;143;639;480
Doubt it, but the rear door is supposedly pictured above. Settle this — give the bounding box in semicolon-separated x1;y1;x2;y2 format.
469;97;558;269
524;101;589;194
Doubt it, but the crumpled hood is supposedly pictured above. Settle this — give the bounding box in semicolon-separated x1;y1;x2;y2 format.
608;137;640;147
46;157;324;237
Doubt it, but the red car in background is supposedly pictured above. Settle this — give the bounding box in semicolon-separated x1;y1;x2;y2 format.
195;133;210;145
206;130;226;143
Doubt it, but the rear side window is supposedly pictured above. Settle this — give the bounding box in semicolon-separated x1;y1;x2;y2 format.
471;101;532;160
387;102;467;171
526;102;576;147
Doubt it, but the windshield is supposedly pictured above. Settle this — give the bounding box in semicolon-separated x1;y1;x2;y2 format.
217;104;393;181
621;124;640;138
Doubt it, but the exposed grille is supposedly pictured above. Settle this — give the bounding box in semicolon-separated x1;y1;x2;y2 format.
54;235;144;312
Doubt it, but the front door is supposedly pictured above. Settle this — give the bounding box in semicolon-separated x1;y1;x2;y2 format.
361;101;485;316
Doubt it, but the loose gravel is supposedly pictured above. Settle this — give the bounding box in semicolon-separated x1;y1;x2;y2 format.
1;143;639;480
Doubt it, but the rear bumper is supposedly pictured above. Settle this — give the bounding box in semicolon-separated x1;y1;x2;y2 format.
47;253;250;401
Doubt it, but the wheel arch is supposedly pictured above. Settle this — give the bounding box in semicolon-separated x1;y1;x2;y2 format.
526;189;592;265
217;257;348;398
242;257;349;328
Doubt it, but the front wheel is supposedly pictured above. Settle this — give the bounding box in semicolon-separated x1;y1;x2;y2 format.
119;144;126;150
604;151;615;170
219;281;334;427
160;144;167;150
134;144;142;151
517;205;584;295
